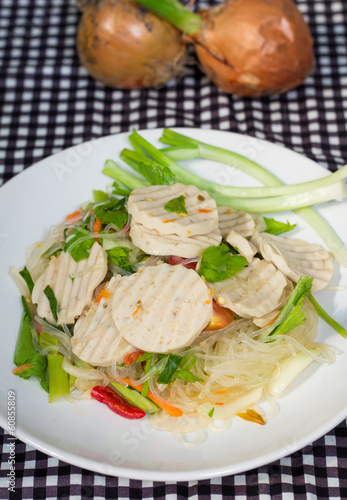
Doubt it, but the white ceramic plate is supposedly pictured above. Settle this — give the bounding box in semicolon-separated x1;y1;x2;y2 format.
0;128;346;481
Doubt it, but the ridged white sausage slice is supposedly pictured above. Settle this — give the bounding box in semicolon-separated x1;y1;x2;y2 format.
128;184;218;237
253;281;293;327
112;263;213;352
130;222;222;258
225;230;257;263
71;277;134;366
217;207;255;238
211;258;288;318
32;242;107;324
250;231;333;292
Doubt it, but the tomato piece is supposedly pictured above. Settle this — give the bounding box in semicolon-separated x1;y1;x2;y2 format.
168;255;197;270
204;301;234;331
123;350;144;367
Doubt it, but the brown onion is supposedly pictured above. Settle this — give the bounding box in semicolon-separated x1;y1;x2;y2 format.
76;0;187;89
136;0;314;97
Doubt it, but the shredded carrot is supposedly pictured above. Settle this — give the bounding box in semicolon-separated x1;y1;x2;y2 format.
95;288;112;303
123;351;145;367
123;378;183;417
198;209;212;213
12;364;34;375
216;388;232;395
65;210;83;222
163;219;176;223
93;216;102;233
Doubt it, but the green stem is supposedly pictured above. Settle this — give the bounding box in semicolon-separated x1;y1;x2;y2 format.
48;354;70;403
308;293;347;338
160;129;347;267
103;159;149;190
135;0;202;35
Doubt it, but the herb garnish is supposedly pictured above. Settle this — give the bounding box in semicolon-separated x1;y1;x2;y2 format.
264;217;296;235
164;195;188;215
199;244;247;283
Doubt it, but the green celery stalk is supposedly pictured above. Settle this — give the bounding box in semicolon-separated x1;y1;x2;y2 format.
308;293;347;338
129;130;346;212
141;358;152;398
102;159;149;190
160;129;347;267
111;382;158;413
48;354;70;403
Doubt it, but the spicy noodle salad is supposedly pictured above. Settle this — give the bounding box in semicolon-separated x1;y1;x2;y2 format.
10;129;347;446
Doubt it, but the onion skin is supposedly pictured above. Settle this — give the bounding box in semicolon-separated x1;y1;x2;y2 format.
77;0;187;89
191;0;314;97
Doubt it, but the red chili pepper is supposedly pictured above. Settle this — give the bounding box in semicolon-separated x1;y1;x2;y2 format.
168;255;197;270
91;385;145;420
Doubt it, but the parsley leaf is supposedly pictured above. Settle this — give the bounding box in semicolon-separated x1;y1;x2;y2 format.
107;246;135;273
264;217;296;235
64;227;94;262
199;244;247;283
94;198;128;229
164;195;188;215
267;276;313;338
138;158;176;186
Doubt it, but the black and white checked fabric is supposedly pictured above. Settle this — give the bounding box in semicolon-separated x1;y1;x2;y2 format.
1;0;347;497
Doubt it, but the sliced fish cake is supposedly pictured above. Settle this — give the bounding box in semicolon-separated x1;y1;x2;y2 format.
218;207;255;238
250;231;333;291
225;230;257;263
32;242;107;324
128;184;218;237
71;277;134;366
112;263;213;352
130;221;222;258
211;258;288;319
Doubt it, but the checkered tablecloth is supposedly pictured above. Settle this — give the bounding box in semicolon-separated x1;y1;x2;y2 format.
1;0;347;497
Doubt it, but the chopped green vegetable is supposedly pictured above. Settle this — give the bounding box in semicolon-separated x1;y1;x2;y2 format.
208;407;215;418
111;381;158;413
173;369;203;383
64;227;95;262
21;296;32;319
94;198;129;230
157;354;182;384
19;266;34;294
47;354;70;403
267;277;313;338
39;331;59;349
164;195;187;215
136;352;155;363
199;244;247;283
93;190;109;203
103;159;149;190
308;293;347;338
120;148;176;185
13;306;48;392
263;217;296;235
111;181;131;197
141;358;152;398
43;285;58;322
107;246;135;273
180;353;197;371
